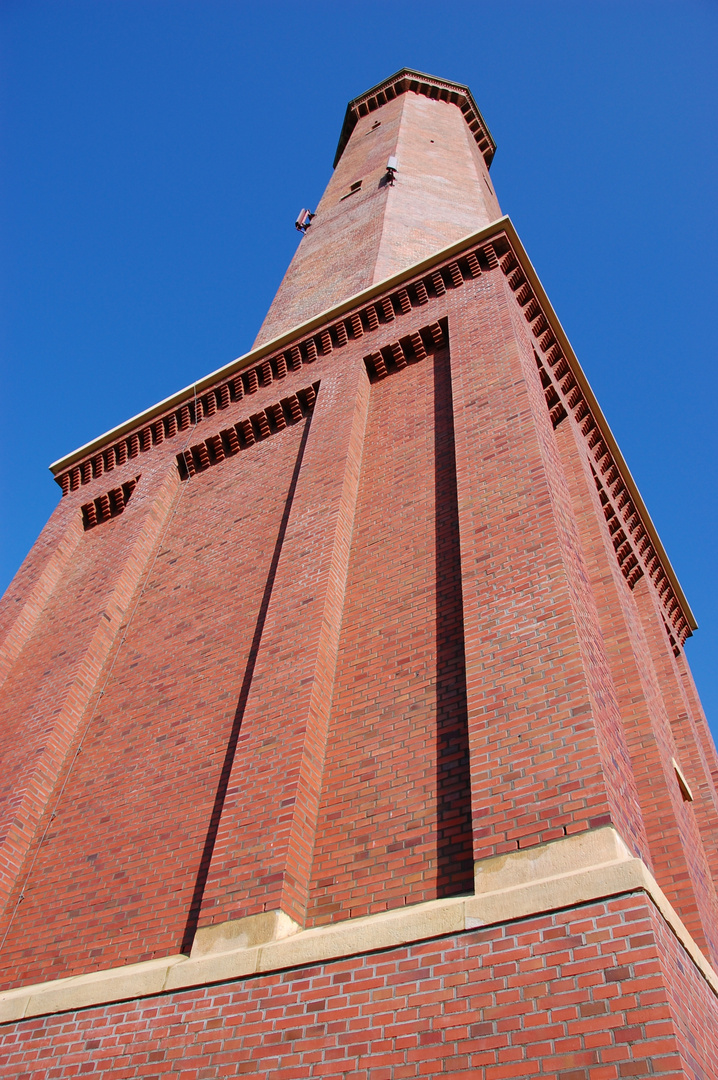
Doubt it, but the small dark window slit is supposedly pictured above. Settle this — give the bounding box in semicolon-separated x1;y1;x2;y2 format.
341;180;363;200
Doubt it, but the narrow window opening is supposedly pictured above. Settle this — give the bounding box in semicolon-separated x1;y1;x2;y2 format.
341;180;363;201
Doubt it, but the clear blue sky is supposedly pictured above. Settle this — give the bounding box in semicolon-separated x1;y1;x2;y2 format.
2;2;717;737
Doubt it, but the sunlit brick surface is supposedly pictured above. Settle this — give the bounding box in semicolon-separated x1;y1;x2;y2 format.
1;896;717;1079
308;346;473;923
0;70;716;1073
255;91;500;347
0;375;313;988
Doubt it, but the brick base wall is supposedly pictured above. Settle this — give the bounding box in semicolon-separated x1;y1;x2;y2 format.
1;892;716;1078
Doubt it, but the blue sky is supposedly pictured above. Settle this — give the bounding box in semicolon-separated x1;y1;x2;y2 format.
1;1;717;736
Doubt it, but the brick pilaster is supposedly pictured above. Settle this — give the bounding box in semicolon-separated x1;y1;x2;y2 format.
554;415;718;959
195;357;371;931
448;273;642;861
0;465;182;921
0;510;83;690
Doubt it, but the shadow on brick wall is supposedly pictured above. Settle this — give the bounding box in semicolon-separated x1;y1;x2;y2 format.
179;414;313;955
434;347;474;897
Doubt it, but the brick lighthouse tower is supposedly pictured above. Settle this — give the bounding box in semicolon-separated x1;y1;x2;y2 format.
0;67;717;1075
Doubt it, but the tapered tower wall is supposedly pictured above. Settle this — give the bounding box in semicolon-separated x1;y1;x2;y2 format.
255;76;500;346
0;69;716;1076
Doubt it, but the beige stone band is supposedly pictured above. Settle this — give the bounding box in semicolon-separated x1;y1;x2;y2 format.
1;827;715;1024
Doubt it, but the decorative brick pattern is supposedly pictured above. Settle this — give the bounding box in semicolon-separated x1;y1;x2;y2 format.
177;386;317;480
255;86;500;345
0;465;183;934
363;319;446;381
494;236;692;648
80;476;139;529
554;415;718;966
56;254;472;498
192;355;372;932
334;67;496;167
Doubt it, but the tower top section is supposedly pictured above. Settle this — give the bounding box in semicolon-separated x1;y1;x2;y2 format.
333;68;496;170
254;68;501;346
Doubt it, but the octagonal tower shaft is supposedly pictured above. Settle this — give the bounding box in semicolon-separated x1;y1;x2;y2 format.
255;76;501;346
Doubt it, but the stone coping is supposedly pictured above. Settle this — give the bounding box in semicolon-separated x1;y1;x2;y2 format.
0;828;715;1024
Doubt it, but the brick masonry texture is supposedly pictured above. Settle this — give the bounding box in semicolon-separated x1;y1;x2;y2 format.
1;69;717;1074
307;343;474;924
448;274;647;862
554;416;718;966
194;355;373;930
0;367;318;987
0;455;306;983
1;254;717;982
1;894;717;1078
0;247;716;992
255;89;500;347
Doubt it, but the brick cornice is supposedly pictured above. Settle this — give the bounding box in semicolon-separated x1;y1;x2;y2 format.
333;68;496;169
49;215;696;639
49;219;512;479
488;232;697;642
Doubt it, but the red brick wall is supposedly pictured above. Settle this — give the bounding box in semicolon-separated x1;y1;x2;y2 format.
255;91;500;347
308;344;473;924
675;651;718;867
554;415;718;966
1;241;717;1028
0;370;317;989
447;273;647;862
0;465;180;922
632;580;718;961
372;92;500;285
635;573;718;878
1;59;717;1067
195;356;372;930
0;506;83;687
255;95;404;347
651;892;718;1080
1;892;716;1078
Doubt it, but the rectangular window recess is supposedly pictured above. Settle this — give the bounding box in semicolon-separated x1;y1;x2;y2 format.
341;180;363;200
672;757;694;802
